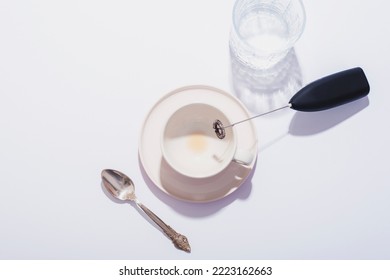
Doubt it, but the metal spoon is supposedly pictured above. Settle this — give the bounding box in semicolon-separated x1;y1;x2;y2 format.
101;169;191;253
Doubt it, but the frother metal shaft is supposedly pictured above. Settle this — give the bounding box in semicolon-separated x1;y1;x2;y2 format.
221;104;292;128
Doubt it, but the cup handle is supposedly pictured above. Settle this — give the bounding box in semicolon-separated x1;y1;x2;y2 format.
232;147;255;166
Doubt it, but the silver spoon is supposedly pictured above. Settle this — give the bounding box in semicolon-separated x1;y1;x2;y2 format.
101;169;191;253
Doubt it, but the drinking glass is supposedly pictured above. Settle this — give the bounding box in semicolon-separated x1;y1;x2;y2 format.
230;0;306;69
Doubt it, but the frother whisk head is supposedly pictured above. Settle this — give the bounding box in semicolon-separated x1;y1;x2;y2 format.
213;119;226;139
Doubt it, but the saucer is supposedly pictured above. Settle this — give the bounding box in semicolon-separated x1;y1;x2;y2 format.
138;85;258;202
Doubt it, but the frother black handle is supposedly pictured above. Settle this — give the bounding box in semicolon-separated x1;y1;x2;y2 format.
289;67;370;112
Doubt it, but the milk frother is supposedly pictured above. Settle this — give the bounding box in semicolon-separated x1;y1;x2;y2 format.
213;67;370;139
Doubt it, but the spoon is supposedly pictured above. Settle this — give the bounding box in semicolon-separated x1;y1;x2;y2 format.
101;169;191;253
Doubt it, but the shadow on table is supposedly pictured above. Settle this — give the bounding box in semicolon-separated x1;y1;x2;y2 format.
289;97;370;136
230;47;303;114
258;97;370;154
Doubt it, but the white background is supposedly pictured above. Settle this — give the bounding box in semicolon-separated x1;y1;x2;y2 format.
1;0;389;260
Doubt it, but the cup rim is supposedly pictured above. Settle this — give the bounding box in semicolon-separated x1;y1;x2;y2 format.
160;103;237;179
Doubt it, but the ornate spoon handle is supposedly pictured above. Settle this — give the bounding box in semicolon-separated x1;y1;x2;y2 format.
136;202;191;253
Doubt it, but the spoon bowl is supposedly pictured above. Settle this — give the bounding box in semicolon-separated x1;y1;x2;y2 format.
101;169;136;201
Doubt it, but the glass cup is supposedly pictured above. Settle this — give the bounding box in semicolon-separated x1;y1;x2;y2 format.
230;0;306;70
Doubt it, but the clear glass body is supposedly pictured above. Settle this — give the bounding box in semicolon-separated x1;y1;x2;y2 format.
230;0;306;69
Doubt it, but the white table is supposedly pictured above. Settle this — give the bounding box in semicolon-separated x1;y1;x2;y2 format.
1;0;389;259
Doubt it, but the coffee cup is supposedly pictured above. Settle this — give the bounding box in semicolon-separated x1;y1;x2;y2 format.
161;103;254;178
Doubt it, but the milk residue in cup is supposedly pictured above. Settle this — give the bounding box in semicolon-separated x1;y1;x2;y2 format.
164;129;231;177
187;132;208;153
